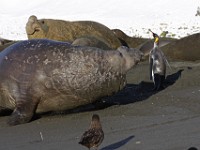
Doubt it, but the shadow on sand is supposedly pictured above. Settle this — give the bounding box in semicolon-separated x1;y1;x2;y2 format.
100;135;134;150
98;69;183;107
0;69;183;118
72;69;184;112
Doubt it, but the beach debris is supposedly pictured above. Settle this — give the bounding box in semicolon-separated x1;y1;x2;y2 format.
40;132;44;141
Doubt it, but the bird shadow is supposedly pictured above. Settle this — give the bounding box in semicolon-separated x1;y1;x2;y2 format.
100;135;134;150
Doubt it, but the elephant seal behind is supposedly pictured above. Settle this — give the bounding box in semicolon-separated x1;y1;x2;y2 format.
0;41;17;52
112;29;175;60
112;29;148;48
0;39;143;125
137;38;176;60
162;33;200;61
72;36;111;50
0;37;13;46
26;15;121;49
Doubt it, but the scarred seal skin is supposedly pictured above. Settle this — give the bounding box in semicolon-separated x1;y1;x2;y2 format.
0;39;143;125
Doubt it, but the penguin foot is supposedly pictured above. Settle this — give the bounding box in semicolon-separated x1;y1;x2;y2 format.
151;85;164;91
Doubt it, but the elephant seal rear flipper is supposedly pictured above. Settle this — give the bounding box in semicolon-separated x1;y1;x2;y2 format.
6;63;41;125
8;96;39;126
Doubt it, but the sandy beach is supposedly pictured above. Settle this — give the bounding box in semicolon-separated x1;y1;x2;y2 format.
0;0;199;149
0;60;200;150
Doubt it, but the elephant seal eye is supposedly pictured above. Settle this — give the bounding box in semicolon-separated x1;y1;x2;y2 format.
41;20;45;24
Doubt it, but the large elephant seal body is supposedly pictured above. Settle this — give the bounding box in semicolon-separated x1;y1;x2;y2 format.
0;39;142;125
162;33;200;61
26;15;121;49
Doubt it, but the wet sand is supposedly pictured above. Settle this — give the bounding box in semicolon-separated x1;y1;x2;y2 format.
0;60;200;150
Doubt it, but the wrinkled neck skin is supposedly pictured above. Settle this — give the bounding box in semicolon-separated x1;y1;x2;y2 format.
120;51;133;72
117;46;142;72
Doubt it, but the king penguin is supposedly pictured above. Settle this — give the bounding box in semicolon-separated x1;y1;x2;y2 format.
149;30;167;91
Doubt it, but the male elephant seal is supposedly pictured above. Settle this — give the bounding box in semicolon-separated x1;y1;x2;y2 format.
0;39;142;125
162;33;200;61
112;29;148;48
26;15;121;49
0;37;13;46
72;36;111;50
0;41;17;52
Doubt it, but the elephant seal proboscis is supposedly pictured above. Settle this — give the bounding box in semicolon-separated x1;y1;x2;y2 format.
0;39;143;125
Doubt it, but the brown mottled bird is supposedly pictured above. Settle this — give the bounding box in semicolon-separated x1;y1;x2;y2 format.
79;114;104;150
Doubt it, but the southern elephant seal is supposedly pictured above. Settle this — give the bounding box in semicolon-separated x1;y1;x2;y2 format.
0;41;18;52
26;15;121;49
0;37;13;46
0;38;17;52
0;39;143;125
112;29;148;48
162;33;200;61
72;36;111;50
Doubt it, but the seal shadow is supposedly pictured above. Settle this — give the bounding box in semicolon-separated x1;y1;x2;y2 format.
100;135;134;150
0;108;12;116
0;70;183;119
73;69;184;112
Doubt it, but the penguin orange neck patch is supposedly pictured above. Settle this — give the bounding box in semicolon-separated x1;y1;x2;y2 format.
155;37;159;43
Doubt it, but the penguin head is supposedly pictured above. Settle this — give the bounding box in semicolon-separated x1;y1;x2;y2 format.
149;29;159;45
